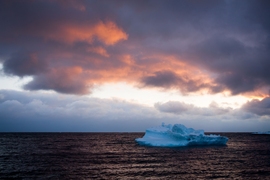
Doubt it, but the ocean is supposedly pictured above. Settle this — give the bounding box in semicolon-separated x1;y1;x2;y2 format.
0;133;269;179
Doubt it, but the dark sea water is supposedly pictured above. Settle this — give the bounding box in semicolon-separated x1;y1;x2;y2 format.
0;133;270;179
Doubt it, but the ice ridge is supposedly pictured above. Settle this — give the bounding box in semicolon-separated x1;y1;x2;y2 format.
135;123;228;147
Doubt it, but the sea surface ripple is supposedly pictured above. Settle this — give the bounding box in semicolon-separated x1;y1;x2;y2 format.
0;133;270;179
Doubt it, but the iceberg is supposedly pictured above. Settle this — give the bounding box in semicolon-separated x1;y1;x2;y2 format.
135;123;228;147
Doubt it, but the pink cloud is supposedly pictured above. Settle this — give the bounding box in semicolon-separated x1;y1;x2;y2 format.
43;21;128;45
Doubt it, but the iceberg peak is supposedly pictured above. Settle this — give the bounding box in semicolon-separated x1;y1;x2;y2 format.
135;123;228;147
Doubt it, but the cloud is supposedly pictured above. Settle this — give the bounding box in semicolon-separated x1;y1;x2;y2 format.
140;70;221;93
0;90;270;132
0;0;270;96
154;101;193;114
242;97;270;116
3;52;47;76
87;46;110;57
0;90;161;132
154;101;232;117
24;67;92;94
42;21;128;45
154;99;270;129
141;71;179;88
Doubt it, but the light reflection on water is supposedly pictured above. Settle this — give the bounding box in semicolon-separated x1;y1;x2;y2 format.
0;133;269;179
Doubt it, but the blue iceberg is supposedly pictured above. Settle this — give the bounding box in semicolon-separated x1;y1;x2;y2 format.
135;123;228;147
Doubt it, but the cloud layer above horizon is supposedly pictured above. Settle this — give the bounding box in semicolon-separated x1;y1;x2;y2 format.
1;90;270;132
1;0;270;132
1;0;270;97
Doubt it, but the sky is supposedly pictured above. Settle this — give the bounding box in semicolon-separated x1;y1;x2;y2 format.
0;0;270;132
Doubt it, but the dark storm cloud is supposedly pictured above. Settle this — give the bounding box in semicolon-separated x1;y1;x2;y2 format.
23;67;91;94
0;0;270;96
242;97;270;116
247;0;270;32
141;70;218;93
0;0;129;94
180;1;270;95
189;34;270;94
141;71;179;88
3;52;47;76
130;0;270;95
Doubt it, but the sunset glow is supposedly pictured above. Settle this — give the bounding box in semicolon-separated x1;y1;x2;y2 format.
0;0;270;132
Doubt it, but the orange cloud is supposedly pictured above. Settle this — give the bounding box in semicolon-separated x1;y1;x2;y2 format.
242;87;270;100
49;66;84;84
76;54;218;95
131;54;215;88
22;50;224;95
44;21;128;45
87;46;109;57
94;21;128;45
